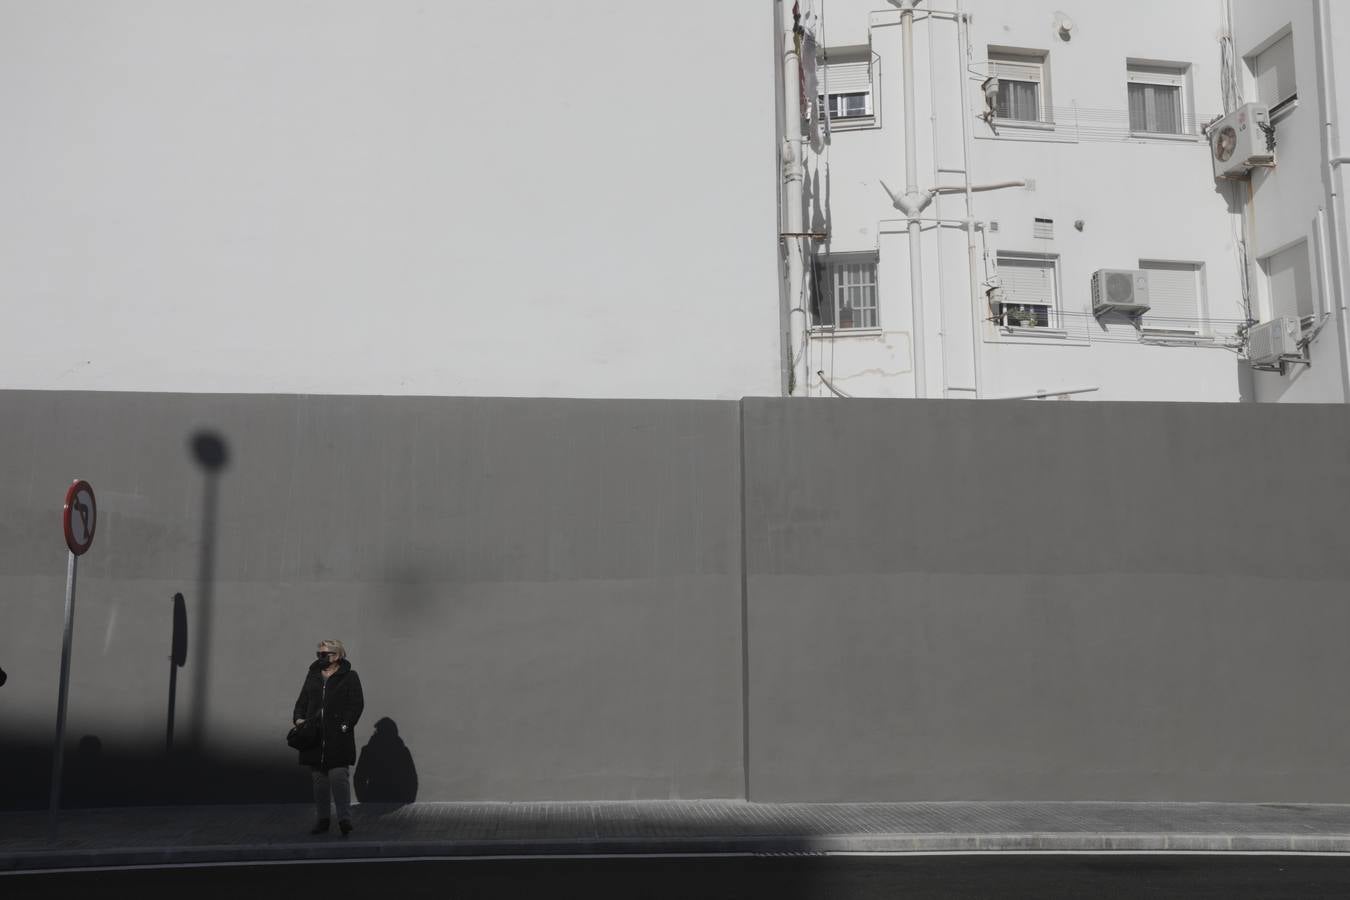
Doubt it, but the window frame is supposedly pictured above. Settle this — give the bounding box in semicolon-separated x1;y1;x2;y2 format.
988;47;1052;128
812;253;880;332
1259;238;1318;330
993;251;1062;331
815;48;879;132
1126;61;1191;137
1137;259;1207;336
1246;28;1297;120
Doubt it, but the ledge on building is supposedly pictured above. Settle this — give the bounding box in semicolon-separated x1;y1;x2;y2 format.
1138;330;1218;346
1127;131;1204;144
811;326;884;338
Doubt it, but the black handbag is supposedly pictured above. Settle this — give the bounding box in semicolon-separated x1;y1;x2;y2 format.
287;719;319;751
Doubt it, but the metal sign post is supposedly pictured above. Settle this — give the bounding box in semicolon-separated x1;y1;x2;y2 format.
49;479;96;842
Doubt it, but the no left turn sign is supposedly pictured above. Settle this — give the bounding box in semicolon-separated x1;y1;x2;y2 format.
62;480;96;556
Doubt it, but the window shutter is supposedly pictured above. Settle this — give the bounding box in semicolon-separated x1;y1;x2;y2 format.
1140;262;1200;329
1264;241;1315;321
1127;64;1185;87
1253;32;1296;105
998;256;1055;307
821;59;871;95
990;58;1042;83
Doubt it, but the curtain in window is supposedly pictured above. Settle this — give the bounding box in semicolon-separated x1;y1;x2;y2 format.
997;81;1039;121
1128;83;1180;133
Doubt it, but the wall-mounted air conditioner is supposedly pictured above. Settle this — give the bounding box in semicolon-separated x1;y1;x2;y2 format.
1090;269;1151;316
1247;316;1300;366
1209;103;1274;180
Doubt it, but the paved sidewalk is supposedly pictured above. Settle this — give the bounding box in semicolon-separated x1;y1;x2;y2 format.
5;801;1350;871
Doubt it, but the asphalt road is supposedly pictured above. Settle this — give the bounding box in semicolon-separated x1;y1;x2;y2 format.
6;855;1350;899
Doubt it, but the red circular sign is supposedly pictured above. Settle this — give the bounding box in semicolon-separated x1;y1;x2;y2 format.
63;480;97;556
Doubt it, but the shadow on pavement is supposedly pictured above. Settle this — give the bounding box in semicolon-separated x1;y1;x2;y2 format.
1;734;308;810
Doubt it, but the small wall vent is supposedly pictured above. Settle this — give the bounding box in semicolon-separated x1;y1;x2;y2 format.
1033;217;1054;239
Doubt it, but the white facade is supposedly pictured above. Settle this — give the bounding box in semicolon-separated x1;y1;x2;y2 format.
786;0;1350;402
0;1;782;400
1228;0;1350;403
6;2;1346;404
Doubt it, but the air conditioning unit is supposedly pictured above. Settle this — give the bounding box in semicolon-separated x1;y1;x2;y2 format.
1209;102;1274;180
1090;269;1151;316
1247;316;1301;366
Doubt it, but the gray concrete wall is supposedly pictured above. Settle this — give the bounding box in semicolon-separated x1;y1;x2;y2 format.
4;392;1350;809
0;392;745;808
743;399;1350;802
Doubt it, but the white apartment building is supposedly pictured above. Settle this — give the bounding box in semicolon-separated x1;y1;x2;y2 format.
0;1;782;401
4;3;1345;404
783;0;1350;402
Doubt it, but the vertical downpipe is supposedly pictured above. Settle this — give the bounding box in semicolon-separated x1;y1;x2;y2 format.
928;10;950;396
902;2;927;398
782;4;808;396
1314;0;1350;399
955;1;983;398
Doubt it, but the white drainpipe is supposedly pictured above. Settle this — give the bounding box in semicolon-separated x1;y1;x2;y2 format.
1315;0;1350;401
780;2;808;396
881;1;1013;400
991;386;1101;401
879;0;933;399
928;11;950;397
956;0;983;399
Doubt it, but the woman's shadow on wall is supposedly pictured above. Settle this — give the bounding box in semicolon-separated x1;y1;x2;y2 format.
354;718;418;814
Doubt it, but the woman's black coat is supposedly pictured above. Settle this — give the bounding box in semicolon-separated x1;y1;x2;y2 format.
293;658;364;769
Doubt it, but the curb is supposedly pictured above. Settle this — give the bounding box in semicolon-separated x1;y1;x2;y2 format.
7;832;1350;872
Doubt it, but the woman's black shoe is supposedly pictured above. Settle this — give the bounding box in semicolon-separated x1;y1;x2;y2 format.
310;819;330;835
339;819;353;836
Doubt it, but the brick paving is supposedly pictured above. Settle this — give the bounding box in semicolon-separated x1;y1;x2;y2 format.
4;800;1350;871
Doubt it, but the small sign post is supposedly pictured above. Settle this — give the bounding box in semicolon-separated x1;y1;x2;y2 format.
49;479;96;841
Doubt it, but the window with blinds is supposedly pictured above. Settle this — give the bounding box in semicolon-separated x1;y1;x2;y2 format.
1261;240;1316;326
1249;30;1296;112
1127;63;1188;135
1139;261;1203;333
816;53;874;126
996;253;1058;328
989;49;1048;124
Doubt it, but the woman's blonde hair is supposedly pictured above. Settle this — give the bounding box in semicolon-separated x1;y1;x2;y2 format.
318;639;347;659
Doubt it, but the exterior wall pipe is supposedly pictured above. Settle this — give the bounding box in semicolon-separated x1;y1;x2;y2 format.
816;370;854;398
780;2;808;397
1315;0;1350;400
931;181;1026;194
928;6;951;397
992;386;1101;401
880;217;989;229
1315;205;1335;350
899;0;927;398
956;0;982;400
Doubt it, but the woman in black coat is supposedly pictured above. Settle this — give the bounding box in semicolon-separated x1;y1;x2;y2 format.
293;639;364;835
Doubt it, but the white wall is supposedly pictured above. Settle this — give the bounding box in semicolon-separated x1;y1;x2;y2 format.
1232;0;1350;404
801;0;1256;401
0;1;782;399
